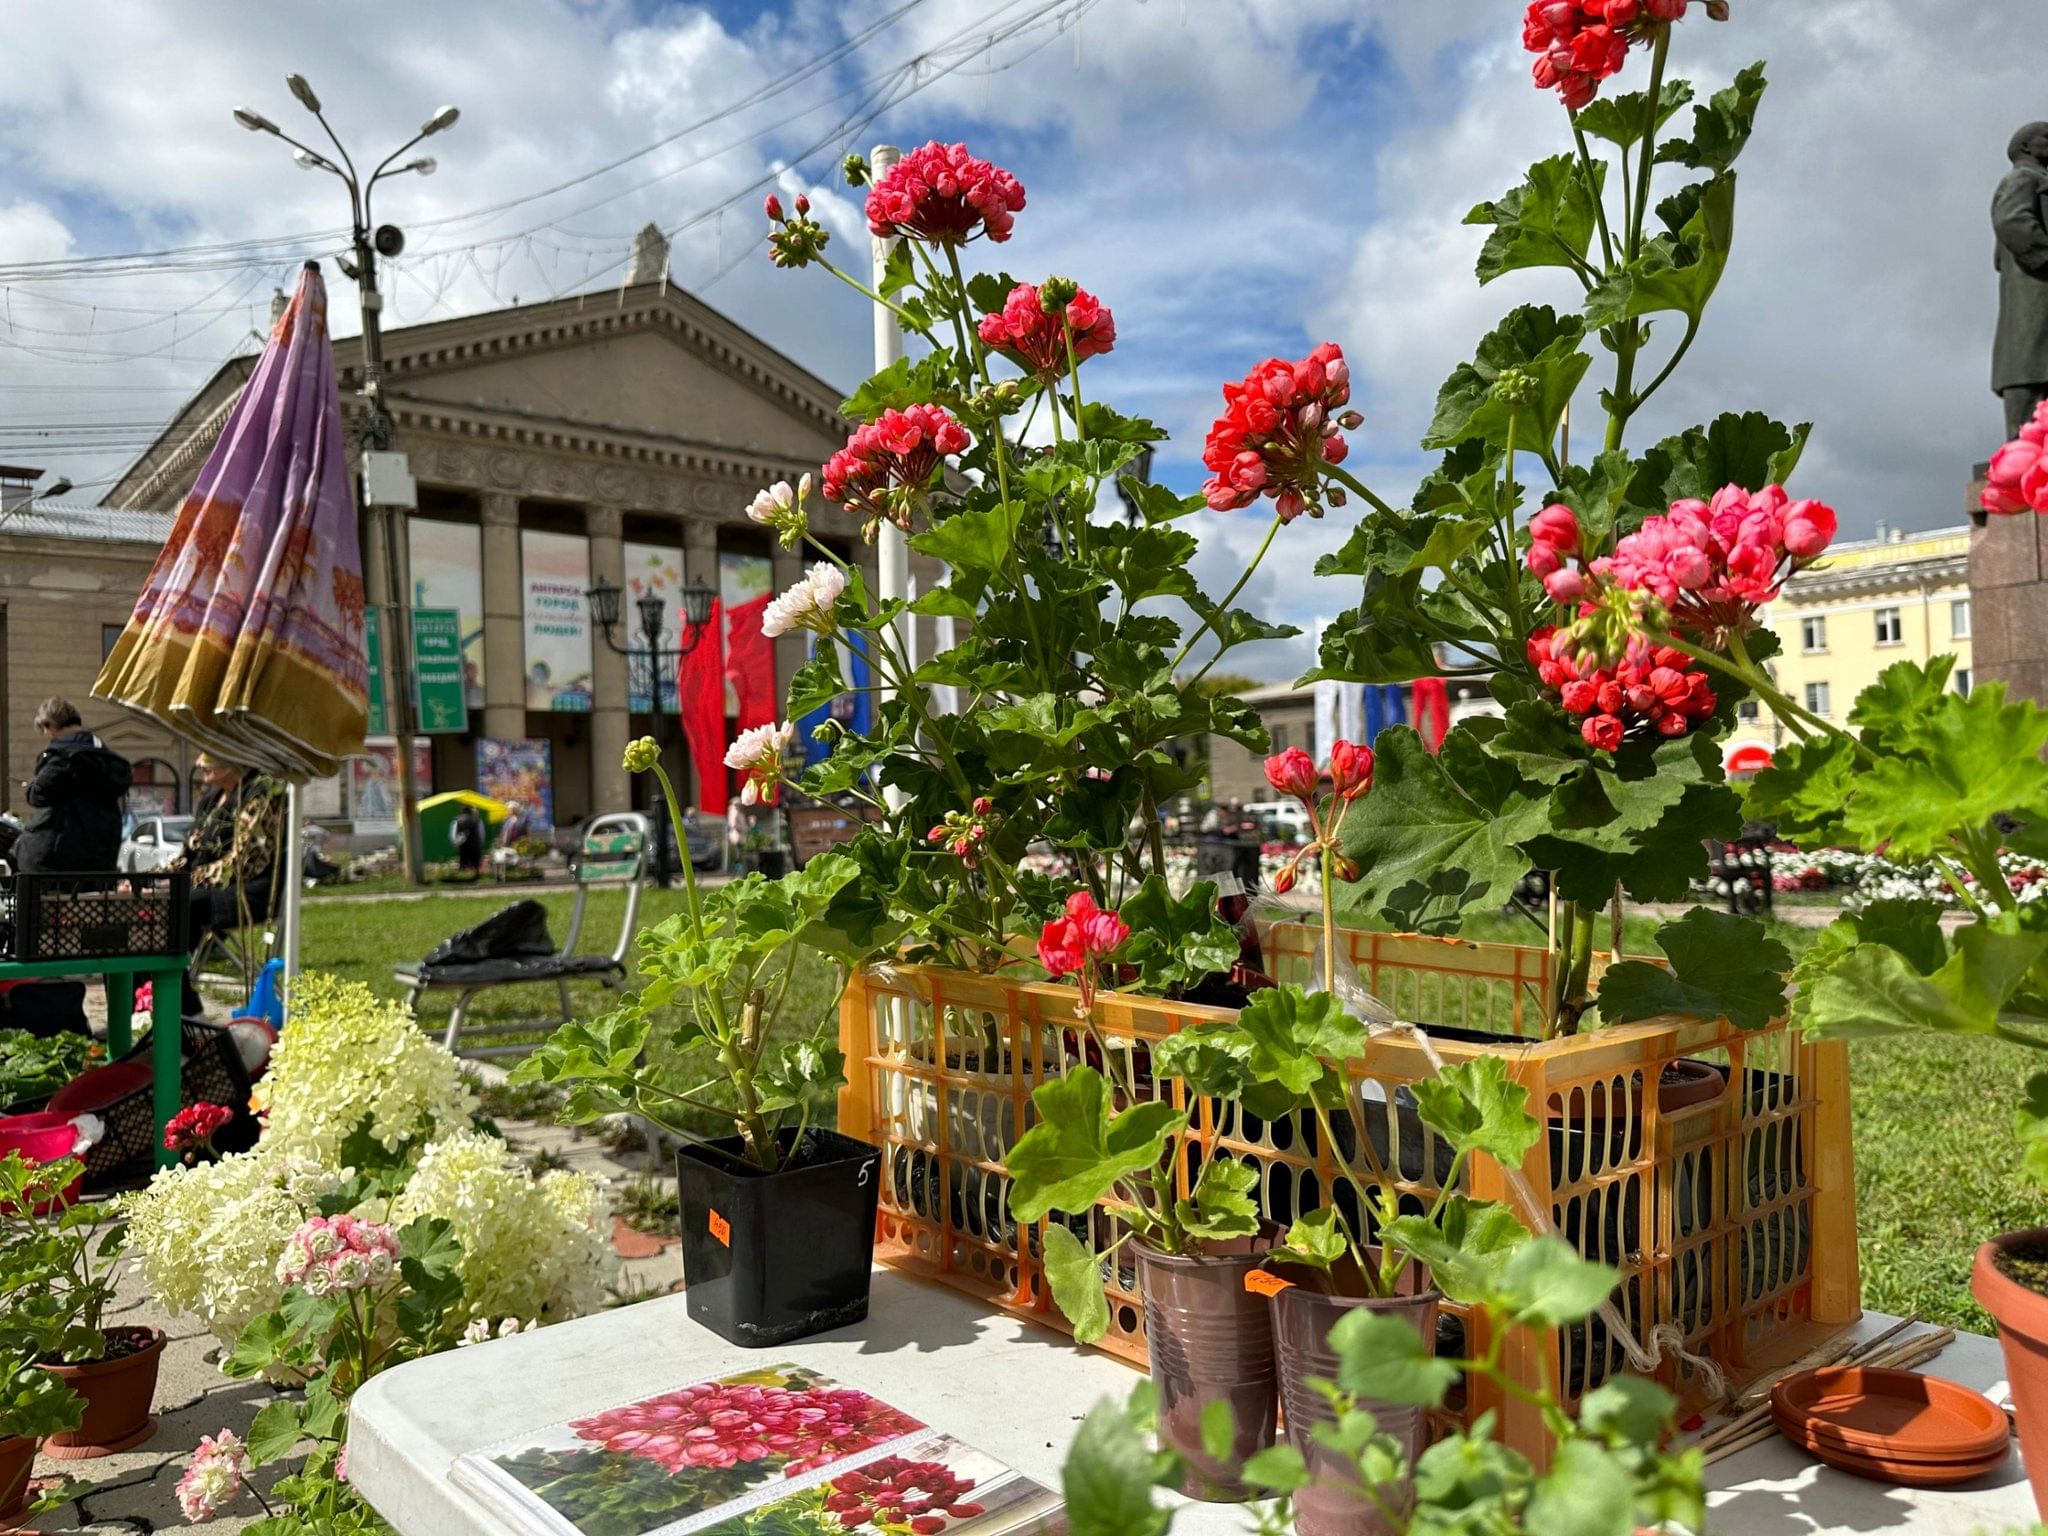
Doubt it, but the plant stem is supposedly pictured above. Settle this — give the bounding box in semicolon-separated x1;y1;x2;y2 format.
1324;463;1402;519
1603;27;1671;452
1170;512;1283;671
1572;120;1617;269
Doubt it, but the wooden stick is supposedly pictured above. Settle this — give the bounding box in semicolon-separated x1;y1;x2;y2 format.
1697;1324;1962;1463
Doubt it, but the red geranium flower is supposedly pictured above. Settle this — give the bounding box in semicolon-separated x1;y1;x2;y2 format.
821;405;972;541
976;281;1116;377
866;142;1027;246
1201;343;1358;524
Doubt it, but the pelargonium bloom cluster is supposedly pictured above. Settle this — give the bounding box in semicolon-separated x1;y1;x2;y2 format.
976;280;1116;377
1528;624;1716;751
164;1100;233;1157
764;192;830;270
1522;0;1690;110
275;1213;400;1297
570;1381;921;1476
927;796;999;871
822;404;972;541
725;720;796;807
1528;487;1837;645
825;1457;985;1532
1039;890;1129;1019
866;141;1026;245
176;1429;252;1522
1982;400;2048;515
1262;742;1371;891
746;475;811;549
761;561;847;639
1201;343;1360;524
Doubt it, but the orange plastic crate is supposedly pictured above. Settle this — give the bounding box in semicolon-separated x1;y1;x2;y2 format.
838;925;1859;1459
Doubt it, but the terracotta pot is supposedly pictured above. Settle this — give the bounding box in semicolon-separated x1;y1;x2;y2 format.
42;1327;163;1459
0;1434;34;1526
1972;1229;2048;1516
1271;1271;1441;1536
1135;1230;1280;1502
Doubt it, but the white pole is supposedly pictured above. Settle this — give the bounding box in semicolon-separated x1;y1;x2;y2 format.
280;780;304;1005
870;143;909;811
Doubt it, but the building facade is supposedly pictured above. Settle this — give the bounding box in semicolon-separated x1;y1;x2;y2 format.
92;279;939;831
1725;525;1973;767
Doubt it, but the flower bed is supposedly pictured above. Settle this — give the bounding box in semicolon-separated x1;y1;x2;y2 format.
839;927;1857;1460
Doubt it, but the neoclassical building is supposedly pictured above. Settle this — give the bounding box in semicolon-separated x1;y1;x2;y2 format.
103;273;936;828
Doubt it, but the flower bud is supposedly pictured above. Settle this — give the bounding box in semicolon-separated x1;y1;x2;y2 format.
1332;855;1362;883
623;737;661;773
1543;567;1587;603
841;152;871;187
763;193;784;222
1528;503;1581;554
794;193;811;215
1264;746;1319;801
952;838;972;858
928;825;948;843
972;796;993;816
1039;275;1079;311
1272;862;1297;895
1329;739;1374;800
1338;410;1363;431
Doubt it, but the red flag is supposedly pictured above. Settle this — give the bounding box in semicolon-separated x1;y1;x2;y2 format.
1411;676;1451;752
725;592;775;734
677;596;727;814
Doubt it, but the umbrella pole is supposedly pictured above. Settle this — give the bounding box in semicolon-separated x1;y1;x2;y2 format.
281;780;304;1004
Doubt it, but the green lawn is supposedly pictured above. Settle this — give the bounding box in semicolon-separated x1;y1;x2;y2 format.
299;890;2036;1331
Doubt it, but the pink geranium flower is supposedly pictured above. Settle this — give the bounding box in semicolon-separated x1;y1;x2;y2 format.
866;142;1026;245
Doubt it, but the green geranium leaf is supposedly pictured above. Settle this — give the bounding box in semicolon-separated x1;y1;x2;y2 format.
1303;577;1453;685
1789;901;1947;1035
1241;1443;1313;1495
1008;1067;1187;1222
1596;908;1790;1032
1656;62;1768;174
1582;173;1735;327
1116;876;1240;997
1465;153;1605;285
1379;1196;1530;1306
1626;411;1811;510
1062;1388;1178;1536
1200;1399;1237;1465
1578;1375;1678;1450
1543;449;1637;552
1186;591;1301;653
1409;1058;1543;1165
1329;1308;1459;1407
1041;1224;1110;1343
246;1398;307;1465
1497;1236;1617;1326
1801;914;2048;1042
1177;985;1370;1122
1412;1422;1533;1511
1847;655;1957;749
1338;726;1549;933
1124;479;1206;524
1275;1206;1351;1271
1425;304;1590;453
1842;683;2048;858
909;505;1015;576
1744;734;1856;845
784;649;851;720
1573;79;1694;149
2018;1071;2048;1186
1524;1438;1635;1536
840;352;956;421
1178;1155;1261;1244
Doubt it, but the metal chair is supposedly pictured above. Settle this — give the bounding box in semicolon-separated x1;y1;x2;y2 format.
396;812;650;1057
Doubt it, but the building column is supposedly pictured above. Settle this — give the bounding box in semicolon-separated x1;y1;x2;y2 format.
480;492;525;740
587;506;630;814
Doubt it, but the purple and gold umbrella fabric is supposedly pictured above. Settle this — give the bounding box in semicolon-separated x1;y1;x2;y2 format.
94;261;368;782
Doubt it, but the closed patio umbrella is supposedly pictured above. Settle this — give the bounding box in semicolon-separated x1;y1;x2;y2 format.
94;260;368;780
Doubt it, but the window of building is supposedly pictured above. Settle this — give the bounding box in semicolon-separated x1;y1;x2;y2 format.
1874;606;1903;646
1952;597;1971;638
1737;699;1760;722
1955;667;1973;697
1801;616;1827;653
101;624;123;660
1269;723;1288;752
1804;681;1831;717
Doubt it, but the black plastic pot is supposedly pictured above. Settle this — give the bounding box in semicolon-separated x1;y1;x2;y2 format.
675;1127;881;1348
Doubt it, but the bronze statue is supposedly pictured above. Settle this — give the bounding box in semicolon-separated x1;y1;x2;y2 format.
1993;122;2048;436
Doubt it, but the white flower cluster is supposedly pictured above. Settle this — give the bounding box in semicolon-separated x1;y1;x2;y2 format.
760;561;846;638
459;1315;541;1347
253;973;476;1161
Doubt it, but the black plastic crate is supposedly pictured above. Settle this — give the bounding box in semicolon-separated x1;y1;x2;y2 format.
0;870;189;962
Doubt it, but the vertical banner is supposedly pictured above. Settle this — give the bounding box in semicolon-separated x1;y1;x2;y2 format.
409;519;486;708
521;529;594;711
1311;621;1339;768
410;608;468;734
1339;680;1364;747
477;738;555;831
622;541;684;711
349;739;433;824
363;607;387;735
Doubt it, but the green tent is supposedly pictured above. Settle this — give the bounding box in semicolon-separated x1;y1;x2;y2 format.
415;791;510;864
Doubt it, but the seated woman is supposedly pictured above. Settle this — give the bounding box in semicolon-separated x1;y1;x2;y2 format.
176;753;287;943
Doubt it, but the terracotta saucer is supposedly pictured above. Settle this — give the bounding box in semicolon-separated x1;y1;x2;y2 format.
1770;1366;2010;1463
1772;1423;2009;1488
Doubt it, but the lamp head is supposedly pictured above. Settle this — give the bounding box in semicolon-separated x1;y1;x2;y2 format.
286;73;322;113
422;105;460;136
233;107;279;135
584;575;622;631
293;148;335;172
42;477;71;499
679;577;715;630
400;156;437;177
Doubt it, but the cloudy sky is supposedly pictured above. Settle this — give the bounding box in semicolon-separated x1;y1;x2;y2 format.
3;0;2044;679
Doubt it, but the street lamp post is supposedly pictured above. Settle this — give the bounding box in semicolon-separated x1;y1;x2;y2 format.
585;574;716;884
233;77;458;885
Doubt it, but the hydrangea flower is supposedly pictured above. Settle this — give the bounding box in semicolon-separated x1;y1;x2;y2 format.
975;280;1116;377
761;561;847;638
724;720;796;807
1200;343;1360;523
865;141;1026;245
821;405;972;540
176;1429;252;1522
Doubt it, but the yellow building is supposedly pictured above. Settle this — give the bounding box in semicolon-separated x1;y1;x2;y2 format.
1724;525;1973;769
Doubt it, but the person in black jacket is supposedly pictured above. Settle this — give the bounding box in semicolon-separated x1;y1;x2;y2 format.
13;699;131;874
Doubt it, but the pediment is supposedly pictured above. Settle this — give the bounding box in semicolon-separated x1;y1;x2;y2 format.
392;323;846;464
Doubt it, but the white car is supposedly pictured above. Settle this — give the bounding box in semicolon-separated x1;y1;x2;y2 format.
119;814;193;873
1242;801;1312;844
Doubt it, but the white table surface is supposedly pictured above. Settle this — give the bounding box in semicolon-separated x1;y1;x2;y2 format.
348;1271;2040;1536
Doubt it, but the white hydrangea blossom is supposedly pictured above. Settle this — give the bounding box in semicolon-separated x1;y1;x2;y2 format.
253;974;475;1161
389;1131;613;1325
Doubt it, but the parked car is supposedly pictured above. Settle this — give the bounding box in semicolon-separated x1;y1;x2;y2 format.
1242;800;1311;844
119;814;193;873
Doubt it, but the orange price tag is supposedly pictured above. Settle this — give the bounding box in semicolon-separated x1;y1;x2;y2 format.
708;1209;731;1248
1243;1270;1295;1298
